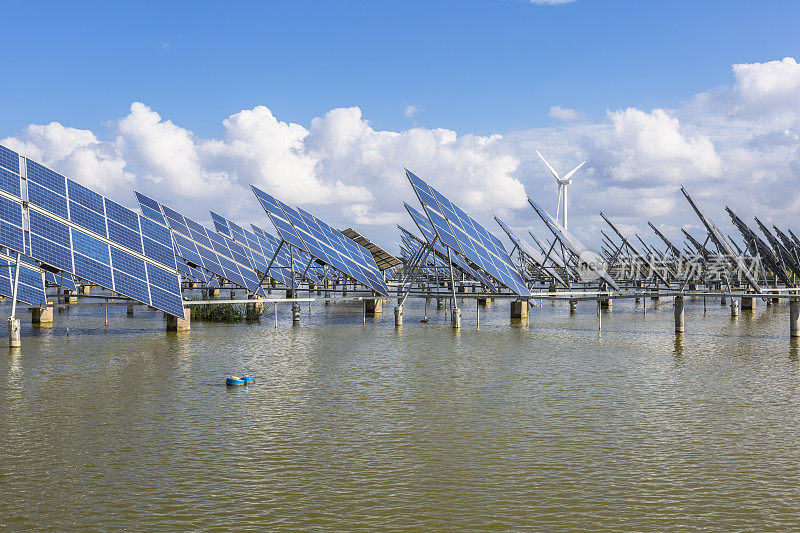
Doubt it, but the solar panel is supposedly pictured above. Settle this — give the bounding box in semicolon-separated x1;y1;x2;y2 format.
251;186;389;296
210;210;294;287
405;171;529;296
135;193;267;297
527;197;620;291
494;216;567;287
0;146;185;317
249;223;320;286
404;203;497;290
0;252;46;306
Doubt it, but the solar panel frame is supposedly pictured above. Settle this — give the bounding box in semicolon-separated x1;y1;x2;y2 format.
405;170;530;296
0;151;187;317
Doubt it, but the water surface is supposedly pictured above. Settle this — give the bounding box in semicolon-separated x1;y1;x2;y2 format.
1;294;799;530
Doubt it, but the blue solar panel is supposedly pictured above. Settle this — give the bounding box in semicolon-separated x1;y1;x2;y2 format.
0;145;20;175
0;167;21;196
0;253;46;306
404;204;496;289
250;187;307;250
134;192;167;225
251;224;314;285
405;170;529;296
211;211;295;287
136;194;266;297
9;154;185;317
251;186;388;295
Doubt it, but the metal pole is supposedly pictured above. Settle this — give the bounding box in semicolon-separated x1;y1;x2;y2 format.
10;252;21;319
105;298;108;326
274;302;278;329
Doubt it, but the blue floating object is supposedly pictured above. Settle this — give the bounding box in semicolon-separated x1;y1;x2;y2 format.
226;376;246;386
241;374;254;384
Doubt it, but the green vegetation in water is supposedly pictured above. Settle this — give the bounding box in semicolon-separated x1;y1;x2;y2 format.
191;303;262;322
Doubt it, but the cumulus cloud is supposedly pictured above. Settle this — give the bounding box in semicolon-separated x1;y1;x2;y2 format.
4;56;800;252
404;105;418;118
549;106;583;121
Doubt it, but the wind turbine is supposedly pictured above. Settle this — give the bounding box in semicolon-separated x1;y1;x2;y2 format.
536;151;585;231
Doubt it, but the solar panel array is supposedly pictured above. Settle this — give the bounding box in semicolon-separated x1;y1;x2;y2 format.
0;145;185;317
135;193;266;297
494;215;567;287
248;223;322;285
405;170;530;296
210;210;296;287
403;203;497;290
527;197;620;291
251;186;389;296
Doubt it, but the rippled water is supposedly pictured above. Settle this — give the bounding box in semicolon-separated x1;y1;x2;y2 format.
2;293;800;530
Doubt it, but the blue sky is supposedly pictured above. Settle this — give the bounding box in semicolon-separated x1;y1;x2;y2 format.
3;1;800;249
4;0;799;138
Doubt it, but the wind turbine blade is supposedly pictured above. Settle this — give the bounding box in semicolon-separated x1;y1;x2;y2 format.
536;150;560;180
562;161;586;183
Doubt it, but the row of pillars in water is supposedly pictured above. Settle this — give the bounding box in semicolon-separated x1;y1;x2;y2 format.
9;285;800;347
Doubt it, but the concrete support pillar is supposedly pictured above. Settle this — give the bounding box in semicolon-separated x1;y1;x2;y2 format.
451;306;461;329
600;298;612;310
772;297;780;305
477;297;492;307
791;299;800;338
721;294;727;305
569;299;577;315
8;318;20;348
688;283;698;292
80;284;91;295
731;299;740;317
394;305;403;327
209;288;220;299
31;306;53;326
674;295;685;333
436;298;443;310
365;299;383;316
742;295;756;311
457;285;466;293
166;308;191;331
292;303;301;324
286;289;294;299
511;299;528;321
63;289;77;303
247;295;264;316
127;302;135;316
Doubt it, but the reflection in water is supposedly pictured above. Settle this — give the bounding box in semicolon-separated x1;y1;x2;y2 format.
0;296;799;529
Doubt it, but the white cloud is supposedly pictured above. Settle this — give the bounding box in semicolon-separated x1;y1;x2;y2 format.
4;56;800;252
404;105;418;118
549;105;583;121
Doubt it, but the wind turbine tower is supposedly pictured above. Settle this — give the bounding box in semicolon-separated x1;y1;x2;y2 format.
536;151;585;231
